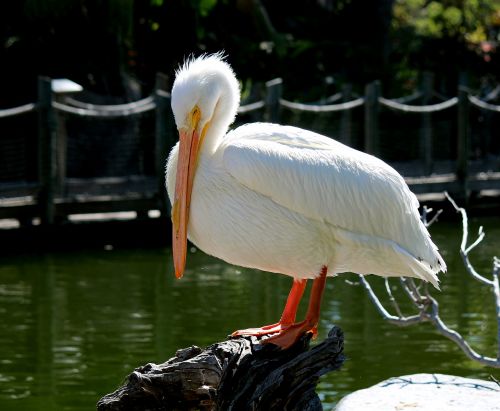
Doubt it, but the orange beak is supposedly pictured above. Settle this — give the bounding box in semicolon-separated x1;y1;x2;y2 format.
172;124;201;279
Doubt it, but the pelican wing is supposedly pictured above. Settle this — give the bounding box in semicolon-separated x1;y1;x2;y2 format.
222;123;445;277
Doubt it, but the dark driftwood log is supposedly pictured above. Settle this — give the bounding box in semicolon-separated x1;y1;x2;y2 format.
97;326;344;411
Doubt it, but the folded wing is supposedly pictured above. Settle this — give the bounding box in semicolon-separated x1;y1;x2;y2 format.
222;123;445;281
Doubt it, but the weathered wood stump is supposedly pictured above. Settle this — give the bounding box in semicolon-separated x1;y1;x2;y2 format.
97;326;344;411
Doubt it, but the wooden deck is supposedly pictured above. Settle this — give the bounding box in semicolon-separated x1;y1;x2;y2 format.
0;175;169;252
0;175;164;222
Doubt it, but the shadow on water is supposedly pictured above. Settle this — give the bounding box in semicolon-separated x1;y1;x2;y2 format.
0;218;499;410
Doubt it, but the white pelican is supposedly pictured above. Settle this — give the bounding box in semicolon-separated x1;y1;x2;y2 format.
166;54;446;349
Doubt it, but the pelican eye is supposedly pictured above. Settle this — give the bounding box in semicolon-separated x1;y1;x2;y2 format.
190;106;201;128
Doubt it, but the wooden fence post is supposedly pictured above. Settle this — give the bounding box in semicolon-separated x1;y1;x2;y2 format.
420;72;434;175
457;86;469;199
340;83;352;146
265;78;282;123
155;73;173;216
37;76;56;225
364;81;380;156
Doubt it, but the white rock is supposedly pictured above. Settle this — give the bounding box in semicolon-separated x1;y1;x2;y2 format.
335;373;500;411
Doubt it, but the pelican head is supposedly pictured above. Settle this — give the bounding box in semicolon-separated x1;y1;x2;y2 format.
170;54;240;279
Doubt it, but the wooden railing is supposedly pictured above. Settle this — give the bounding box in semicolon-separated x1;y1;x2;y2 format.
1;74;499;226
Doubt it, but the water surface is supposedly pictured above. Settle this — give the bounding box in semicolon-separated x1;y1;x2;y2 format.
0;217;499;410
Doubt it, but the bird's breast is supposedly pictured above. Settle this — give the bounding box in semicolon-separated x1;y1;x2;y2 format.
186;159;330;279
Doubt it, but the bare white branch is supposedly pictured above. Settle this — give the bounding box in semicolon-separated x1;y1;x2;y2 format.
344;279;360;286
421;294;499;367
359;275;422;326
464;226;485;255
400;277;425;309
384;278;404;317
423;206;443;228
493;257;500;359
444;192;494;286
359;194;500;368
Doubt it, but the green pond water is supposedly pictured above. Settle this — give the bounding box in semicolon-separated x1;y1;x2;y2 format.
0;217;499;410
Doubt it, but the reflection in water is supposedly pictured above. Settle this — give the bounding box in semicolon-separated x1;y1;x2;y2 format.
0;219;499;410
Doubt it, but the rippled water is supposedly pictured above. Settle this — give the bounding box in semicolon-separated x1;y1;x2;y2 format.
0;217;499;410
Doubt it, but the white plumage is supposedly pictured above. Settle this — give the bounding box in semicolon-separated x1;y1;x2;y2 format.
166;54;446;348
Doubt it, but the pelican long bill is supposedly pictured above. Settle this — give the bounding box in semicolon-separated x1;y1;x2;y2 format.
172;123;201;279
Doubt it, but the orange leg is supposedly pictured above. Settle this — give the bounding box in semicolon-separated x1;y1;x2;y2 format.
263;265;328;349
231;278;307;337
